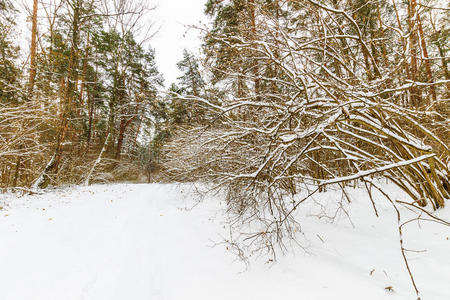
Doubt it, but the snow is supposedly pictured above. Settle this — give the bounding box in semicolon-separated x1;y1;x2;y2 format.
0;183;449;300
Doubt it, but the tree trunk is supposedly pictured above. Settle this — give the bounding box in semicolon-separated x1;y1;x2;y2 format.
79;28;90;108
27;0;38;96
249;0;260;99
115;120;126;160
416;12;436;103
87;92;94;147
12;156;21;187
115;116;136;160
408;0;421;107
84;133;110;185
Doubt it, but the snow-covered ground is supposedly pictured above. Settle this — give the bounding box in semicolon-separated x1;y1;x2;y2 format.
0;183;448;300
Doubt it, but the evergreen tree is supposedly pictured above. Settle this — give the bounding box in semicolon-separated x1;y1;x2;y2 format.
93;30;163;160
176;49;205;97
204;0;252;97
0;0;20;103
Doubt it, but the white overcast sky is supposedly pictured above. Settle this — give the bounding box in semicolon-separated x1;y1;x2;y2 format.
151;0;208;85
18;0;208;86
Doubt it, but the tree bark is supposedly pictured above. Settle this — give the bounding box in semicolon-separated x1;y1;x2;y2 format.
408;0;421;107
416;12;436;103
27;0;38;96
84;133;110;185
249;0;260;99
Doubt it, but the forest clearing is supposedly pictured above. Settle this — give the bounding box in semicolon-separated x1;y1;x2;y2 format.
1;183;449;300
0;0;449;299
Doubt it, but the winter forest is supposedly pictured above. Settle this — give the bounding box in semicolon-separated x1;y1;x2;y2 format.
0;0;449;299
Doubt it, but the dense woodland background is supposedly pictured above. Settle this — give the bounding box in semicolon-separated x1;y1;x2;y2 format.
0;0;449;269
1;1;449;295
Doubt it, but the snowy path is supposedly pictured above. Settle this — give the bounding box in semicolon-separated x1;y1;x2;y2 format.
0;184;449;300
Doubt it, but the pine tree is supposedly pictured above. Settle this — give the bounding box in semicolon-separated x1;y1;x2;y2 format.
177;49;205;97
0;0;20;103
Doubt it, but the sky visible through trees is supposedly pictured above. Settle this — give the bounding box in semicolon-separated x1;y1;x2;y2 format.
0;1;449;298
17;0;207;85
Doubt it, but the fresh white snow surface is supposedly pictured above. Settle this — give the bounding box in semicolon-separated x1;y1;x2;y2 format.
0;183;449;300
